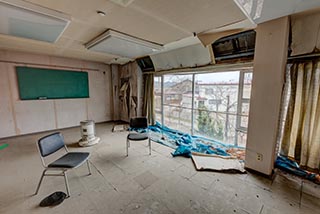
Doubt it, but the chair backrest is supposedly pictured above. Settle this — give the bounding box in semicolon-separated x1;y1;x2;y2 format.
38;132;65;157
130;117;148;129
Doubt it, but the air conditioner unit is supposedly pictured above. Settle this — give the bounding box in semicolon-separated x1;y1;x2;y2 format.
136;56;155;72
85;29;163;59
212;30;256;61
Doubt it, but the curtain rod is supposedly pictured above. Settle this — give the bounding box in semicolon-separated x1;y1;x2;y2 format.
0;59;100;71
144;62;253;76
287;52;320;60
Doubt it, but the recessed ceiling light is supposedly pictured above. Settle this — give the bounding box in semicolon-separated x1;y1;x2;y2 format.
97;10;106;16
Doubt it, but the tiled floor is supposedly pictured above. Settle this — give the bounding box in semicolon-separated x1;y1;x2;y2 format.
0;123;319;214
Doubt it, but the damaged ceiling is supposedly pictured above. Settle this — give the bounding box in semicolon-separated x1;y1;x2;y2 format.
0;0;319;64
0;0;247;64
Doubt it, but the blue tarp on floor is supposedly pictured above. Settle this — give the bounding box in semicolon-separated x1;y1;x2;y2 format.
275;155;320;184
134;122;244;158
132;121;320;183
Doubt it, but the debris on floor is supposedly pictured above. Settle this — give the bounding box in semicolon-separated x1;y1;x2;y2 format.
191;152;246;173
275;155;320;184
144;122;245;160
132;122;247;173
112;124;128;132
39;191;67;207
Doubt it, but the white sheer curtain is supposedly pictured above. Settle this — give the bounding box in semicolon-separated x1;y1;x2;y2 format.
281;60;320;170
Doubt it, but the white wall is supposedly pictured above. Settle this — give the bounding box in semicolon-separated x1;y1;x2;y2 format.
0;50;112;138
245;17;289;175
111;64;120;121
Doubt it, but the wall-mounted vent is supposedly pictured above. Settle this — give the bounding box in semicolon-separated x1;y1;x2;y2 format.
85;29;163;59
212;30;256;61
0;0;70;43
136;56;154;72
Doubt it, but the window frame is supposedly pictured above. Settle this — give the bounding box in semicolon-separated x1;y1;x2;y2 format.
154;67;253;146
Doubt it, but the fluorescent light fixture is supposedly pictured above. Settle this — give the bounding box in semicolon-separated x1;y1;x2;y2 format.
0;0;70;43
85;29;163;59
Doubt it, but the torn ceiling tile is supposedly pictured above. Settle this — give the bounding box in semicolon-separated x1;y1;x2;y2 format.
197;19;256;46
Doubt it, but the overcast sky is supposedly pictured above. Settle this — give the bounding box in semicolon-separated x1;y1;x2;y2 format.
160;71;241;84
196;71;240;83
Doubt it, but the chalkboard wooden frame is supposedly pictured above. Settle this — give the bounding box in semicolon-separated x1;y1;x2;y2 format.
16;67;89;100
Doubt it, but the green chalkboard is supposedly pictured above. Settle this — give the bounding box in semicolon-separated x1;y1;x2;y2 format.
16;67;89;100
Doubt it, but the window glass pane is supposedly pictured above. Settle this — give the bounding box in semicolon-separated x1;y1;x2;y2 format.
155;95;162;123
240;116;249;129
193;110;238;145
164;106;191;133
194;72;239;113
236;131;247;147
240;102;250;129
243;72;252;99
241;102;250;115
154;76;161;95
163;75;193;108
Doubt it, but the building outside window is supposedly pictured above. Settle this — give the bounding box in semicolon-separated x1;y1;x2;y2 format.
154;68;253;147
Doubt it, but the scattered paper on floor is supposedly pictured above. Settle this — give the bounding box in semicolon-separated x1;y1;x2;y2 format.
191;152;246;173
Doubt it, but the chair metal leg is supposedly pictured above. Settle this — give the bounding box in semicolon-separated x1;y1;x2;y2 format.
148;139;151;155
126;138;129;156
148;138;151;155
87;160;92;175
35;169;46;195
63;171;70;197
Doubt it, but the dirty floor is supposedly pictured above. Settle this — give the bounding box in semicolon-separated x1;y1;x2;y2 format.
0;122;319;214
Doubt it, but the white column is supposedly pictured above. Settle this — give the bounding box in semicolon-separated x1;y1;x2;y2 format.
245;16;289;175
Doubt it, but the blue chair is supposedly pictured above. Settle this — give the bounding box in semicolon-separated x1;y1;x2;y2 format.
126;117;151;156
35;132;91;197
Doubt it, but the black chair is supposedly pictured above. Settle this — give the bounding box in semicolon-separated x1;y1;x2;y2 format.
35;132;91;197
126;117;151;156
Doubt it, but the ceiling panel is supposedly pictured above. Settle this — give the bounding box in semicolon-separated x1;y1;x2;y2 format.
91;8;189;44
61;21;105;43
26;0;110;21
130;0;247;33
0;34;58;54
27;0;190;44
234;0;320;24
0;1;70;43
0;34;115;63
1;0;249;63
60;49;115;63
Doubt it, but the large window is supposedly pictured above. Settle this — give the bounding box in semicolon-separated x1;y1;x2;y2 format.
194;72;239;145
154;69;253;147
163;75;193;133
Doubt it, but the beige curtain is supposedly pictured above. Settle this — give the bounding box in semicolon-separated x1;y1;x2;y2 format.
281;60;320;170
142;73;155;125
